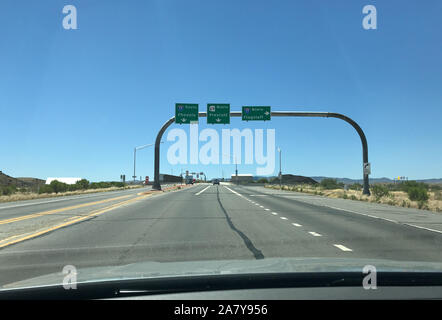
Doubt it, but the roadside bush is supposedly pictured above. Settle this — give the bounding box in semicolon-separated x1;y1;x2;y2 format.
372;184;390;200
348;183;362;191
38;184;54;194
418;201;429;210
89;181;125;189
400;181;429;193
407;187;429;202
257;178;268;183
1;185;17;196
110;182;125;188
320;178;344;190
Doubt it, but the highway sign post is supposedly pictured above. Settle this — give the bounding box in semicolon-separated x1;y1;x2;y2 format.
175;103;199;124
207;104;230;124
242;106;271;121
363;162;371;175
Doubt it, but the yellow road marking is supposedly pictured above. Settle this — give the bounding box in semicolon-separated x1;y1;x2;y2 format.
0;194;151;249
0;194;132;226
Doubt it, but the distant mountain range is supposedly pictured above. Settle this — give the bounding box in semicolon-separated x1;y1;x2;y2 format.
253;175;442;185
310;176;442;184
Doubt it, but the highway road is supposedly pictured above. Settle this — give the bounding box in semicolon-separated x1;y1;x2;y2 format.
1;183;442;287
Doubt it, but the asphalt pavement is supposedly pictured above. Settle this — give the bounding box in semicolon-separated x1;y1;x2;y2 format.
1;183;442;286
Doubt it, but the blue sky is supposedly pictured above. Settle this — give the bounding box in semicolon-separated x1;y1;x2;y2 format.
1;0;441;181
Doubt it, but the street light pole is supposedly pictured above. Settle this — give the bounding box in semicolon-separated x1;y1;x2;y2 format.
133;141;163;183
235;155;238;185
278;147;282;189
133;148;137;182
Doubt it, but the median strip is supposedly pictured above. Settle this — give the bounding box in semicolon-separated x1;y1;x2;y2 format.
0;194;150;249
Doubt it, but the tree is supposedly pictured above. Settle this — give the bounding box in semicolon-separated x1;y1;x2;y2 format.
50;180;68;194
75;179;90;190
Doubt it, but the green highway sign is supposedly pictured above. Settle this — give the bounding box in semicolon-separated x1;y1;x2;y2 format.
175;103;199;124
242;106;271;121
207;104;230;124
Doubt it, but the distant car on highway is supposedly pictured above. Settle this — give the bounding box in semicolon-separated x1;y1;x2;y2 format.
212;179;220;185
185;175;194;185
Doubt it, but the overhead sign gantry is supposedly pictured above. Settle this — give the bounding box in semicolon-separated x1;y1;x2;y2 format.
154;104;371;196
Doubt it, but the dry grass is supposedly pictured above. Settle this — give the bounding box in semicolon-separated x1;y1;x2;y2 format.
265;184;442;213
0;185;143;203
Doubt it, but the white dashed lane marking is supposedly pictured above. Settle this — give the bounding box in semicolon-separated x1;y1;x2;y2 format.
195;185;211;195
334;244;353;252
224;185;357;252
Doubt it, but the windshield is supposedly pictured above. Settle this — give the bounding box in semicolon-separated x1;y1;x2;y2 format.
1;0;442;297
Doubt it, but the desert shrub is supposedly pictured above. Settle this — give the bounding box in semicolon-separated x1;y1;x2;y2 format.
1;185;17;196
372;184;390;199
387;200;396;206
38;184;53;194
110;181;125;188
417;201;429;210
407;187;429;202
400;181;429;193
351;195;357;200
257;178;268;183
320;178;344;190
348;183;362;191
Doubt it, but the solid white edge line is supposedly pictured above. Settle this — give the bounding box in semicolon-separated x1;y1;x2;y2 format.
403;223;442;234
326;205;442;235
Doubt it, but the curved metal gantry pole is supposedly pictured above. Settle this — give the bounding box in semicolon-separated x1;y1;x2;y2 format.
152;111;370;195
